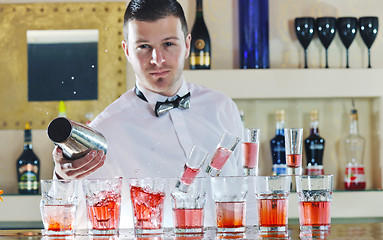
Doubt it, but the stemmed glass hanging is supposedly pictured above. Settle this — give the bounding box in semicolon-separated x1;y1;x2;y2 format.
295;17;315;68
359;17;379;68
316;17;337;68
337;17;358;68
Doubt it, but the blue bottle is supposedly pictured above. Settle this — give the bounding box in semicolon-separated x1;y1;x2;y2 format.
239;0;269;69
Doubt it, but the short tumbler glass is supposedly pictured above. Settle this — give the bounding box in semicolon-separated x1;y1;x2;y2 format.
296;175;333;231
83;177;122;235
254;175;292;234
210;176;248;234
129;178;167;235
40;179;79;236
171;177;207;234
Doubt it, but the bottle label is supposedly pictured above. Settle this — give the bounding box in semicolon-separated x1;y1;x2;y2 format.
190;52;210;66
194;39;206;50
344;163;366;185
305;165;324;175
19;171;39;190
272;164;287;175
18;164;38;174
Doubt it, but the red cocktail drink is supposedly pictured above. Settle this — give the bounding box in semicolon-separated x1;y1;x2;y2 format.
180;164;200;185
173;208;204;233
87;190;121;233
215;201;246;233
258;197;288;231
130;185;165;234
286;153;302;168
299;201;331;230
242;142;259;169
42;204;76;235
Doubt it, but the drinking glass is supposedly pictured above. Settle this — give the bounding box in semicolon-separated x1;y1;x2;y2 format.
176;146;209;192
316;17;337;68
296;175;333;231
83;177;122;235
40;179;78;236
206;131;241;177
359;17;379;68
284;128;303;175
210;176;248;234
242;128;260;176
254;176;292;235
171;177;207;234
337;17;358;68
129;178;167;235
295;17;315;68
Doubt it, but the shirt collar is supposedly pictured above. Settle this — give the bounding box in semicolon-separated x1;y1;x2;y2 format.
135;76;189;105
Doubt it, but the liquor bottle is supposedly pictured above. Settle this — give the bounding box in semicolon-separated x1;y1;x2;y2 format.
344;103;366;190
17;122;40;194
304;110;325;175
190;0;211;69
270;110;286;175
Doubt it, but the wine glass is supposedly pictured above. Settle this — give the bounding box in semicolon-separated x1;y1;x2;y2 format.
359;17;379;68
295;17;315;68
337;17;358;68
316;17;337;68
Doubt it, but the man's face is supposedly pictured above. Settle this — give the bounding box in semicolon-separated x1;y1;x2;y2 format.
122;16;191;96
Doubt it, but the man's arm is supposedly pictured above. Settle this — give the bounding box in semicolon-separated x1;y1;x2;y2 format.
53;146;106;179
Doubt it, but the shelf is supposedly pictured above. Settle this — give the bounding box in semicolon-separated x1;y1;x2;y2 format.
185;69;383;99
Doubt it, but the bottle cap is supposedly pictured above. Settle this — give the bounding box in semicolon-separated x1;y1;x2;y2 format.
351;108;358;120
58;101;67;117
276;110;285;121
310;110;318;121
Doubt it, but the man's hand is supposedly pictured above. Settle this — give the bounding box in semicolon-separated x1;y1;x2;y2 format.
53;146;106;179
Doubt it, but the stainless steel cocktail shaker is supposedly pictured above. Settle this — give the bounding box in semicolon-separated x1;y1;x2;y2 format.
47;117;107;160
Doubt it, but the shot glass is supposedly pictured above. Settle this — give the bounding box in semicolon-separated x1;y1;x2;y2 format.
284;128;303;175
171;177;207;234
83;177;122;235
254;176;292;235
206;131;241;177
176;146;209;192
40;179;78;236
242;128;260;176
210;176;248;234
296;175;333;231
129;178;167;235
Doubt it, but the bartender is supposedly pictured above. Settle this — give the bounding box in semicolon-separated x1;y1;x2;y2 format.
52;0;244;228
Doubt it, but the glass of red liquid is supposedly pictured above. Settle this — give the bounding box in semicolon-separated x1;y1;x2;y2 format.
296;175;333;232
40;179;79;236
284;128;303;175
176;146;209;192
253;175;292;235
83;177;122;236
242;128;260;176
129;178;167;235
211;176;248;234
206;131;241;177
171;177;207;234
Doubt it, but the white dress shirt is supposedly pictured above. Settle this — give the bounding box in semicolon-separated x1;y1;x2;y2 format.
79;77;246;229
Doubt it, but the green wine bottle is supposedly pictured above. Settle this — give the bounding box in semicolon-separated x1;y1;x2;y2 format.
190;0;211;69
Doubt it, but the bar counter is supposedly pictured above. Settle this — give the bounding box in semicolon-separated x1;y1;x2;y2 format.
1;222;382;239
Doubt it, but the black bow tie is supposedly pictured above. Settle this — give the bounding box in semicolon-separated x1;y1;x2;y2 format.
134;86;190;117
155;92;190;117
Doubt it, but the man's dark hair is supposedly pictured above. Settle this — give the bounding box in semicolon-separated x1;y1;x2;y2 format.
123;0;188;40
